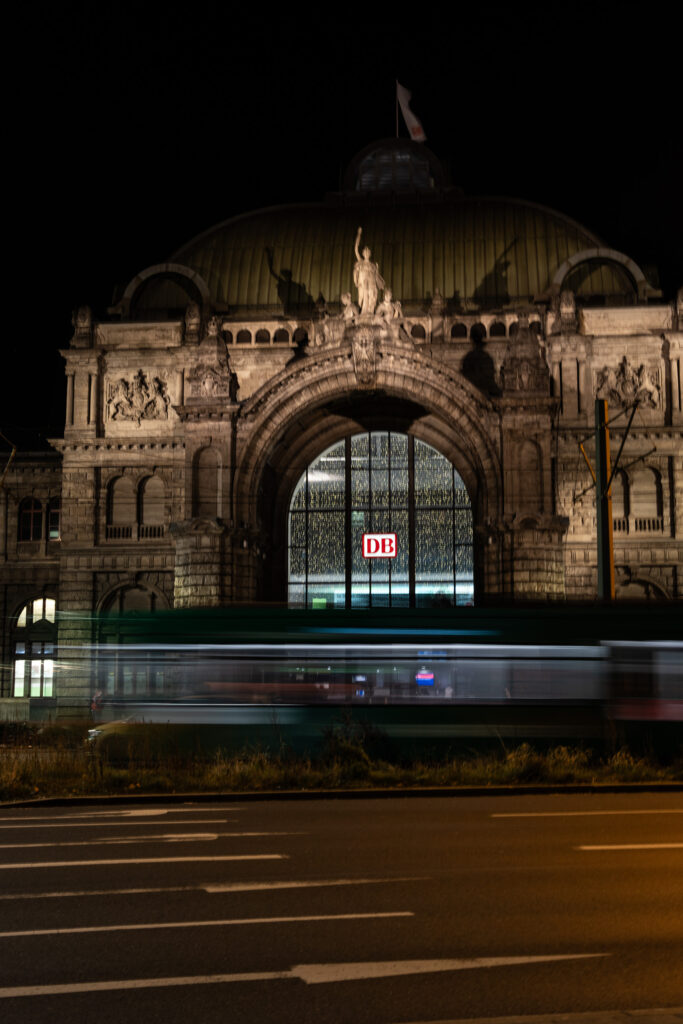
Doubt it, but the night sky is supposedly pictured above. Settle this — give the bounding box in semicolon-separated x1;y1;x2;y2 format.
5;3;681;446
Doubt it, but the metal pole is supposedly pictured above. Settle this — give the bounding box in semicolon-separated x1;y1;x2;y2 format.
594;399;615;600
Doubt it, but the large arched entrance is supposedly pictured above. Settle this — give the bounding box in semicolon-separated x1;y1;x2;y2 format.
287;431;473;609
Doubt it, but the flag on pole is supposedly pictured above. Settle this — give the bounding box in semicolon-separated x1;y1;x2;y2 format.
396;81;426;142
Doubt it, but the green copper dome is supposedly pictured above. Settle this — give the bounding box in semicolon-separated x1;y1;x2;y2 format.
168;196;605;316
128;143;644;319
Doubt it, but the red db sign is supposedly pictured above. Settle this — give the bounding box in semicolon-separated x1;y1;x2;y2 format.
362;533;397;558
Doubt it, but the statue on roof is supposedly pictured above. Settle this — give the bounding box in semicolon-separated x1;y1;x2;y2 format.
353;227;385;316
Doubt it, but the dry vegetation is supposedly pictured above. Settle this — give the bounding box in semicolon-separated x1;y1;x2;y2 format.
1;719;681;802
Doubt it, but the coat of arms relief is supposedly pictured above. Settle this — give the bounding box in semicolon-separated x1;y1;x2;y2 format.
595;356;660;408
107;370;171;426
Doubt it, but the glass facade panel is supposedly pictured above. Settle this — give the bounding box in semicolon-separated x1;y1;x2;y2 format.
13;659;25;697
288;432;473;608
308;512;345;579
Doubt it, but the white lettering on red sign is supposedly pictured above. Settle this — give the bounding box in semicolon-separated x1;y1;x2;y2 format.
362;533;397;558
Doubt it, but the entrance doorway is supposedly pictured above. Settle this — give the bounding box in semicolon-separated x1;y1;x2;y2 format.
288;431;473;609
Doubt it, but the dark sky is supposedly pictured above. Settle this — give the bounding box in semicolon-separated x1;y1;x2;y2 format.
5;3;681;445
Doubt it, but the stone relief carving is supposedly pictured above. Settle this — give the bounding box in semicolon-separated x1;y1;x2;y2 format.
501;316;549;392
353;227;385;316
184;302;201;343
186;362;235;399
107;370;171;426
595;355;660;408
351;326;377;387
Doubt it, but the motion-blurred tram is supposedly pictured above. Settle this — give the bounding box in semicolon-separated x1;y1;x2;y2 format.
62;605;683;729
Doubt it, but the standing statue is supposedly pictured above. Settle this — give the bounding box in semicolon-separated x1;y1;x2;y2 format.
353;227;384;316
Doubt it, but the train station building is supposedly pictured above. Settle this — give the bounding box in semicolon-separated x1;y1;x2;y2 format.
1;139;682;715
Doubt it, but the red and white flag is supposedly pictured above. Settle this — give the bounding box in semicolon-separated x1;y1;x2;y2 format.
396;81;426;142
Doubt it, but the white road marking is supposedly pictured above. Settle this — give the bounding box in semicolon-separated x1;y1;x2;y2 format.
204;876;428;893
0;854;286;870
577;843;683;851
0;953;610;997
0;820;233;830
0;832;302;849
0;808;242;822
0;876;426;901
291;954;609;984
493;809;683;818
0;911;413;939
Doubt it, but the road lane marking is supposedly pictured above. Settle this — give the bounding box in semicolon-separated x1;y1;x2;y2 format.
0;953;610;997
0;820;234;830
0;854;287;870
204;876;428;893
0;911;414;939
0;832;303;849
0;808;243;822
291;954;609;984
493;810;683;818
577;843;683;851
0;876;427;901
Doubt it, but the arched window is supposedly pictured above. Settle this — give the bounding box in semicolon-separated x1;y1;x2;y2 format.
18;498;42;542
451;323;468;339
612;471;629;533
236;330;252;345
107;477;135;539
489;321;506;337
255;329;270;345
274;328;290;343
288;432;473;609
470;322;486;342
139;476;165;538
630;467;663;531
411;324;426;340
293;327;309;346
47;497;61;540
193;447;220;518
13;598;57;698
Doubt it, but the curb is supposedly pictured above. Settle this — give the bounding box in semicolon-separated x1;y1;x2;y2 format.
2;781;683;809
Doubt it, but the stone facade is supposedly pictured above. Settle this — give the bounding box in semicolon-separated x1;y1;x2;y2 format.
1;140;681;715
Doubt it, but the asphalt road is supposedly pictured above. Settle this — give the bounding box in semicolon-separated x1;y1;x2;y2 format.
0;792;681;1023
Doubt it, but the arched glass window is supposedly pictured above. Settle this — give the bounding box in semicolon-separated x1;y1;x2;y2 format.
18;498;43;541
13;598;57;698
288;432;473;609
47;497;61;540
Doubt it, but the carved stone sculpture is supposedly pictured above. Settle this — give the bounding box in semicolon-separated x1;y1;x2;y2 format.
596;356;660;408
376;288;402;321
186;362;234;399
184;302;201;342
72;305;93;345
107;371;171;426
351;326;377;387
340;292;359;321
353;227;385;316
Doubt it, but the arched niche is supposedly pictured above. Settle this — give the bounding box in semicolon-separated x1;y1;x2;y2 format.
193;447;221;518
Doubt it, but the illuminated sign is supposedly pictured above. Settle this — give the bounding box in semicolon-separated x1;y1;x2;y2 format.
416;668;435;686
362;533;397;558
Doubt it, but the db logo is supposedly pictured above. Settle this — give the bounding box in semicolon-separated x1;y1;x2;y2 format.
362;533;397;558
